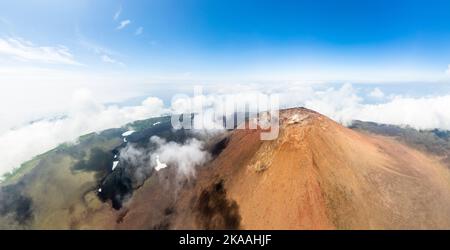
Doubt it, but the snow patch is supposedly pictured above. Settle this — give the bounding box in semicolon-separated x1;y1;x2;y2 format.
122;130;135;137
154;155;167;171
112;161;119;170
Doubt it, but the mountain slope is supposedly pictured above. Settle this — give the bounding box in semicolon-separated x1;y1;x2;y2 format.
88;108;450;229
2;108;450;229
198;108;450;229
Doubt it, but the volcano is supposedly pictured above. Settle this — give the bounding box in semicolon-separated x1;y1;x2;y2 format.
2;108;450;229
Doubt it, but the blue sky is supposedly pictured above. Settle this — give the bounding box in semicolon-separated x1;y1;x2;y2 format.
2;0;450;81
3;0;450;175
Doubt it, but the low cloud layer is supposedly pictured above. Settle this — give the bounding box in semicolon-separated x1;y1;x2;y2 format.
0;89;166;177
151;136;211;177
118;136;211;186
1;83;450;178
303;83;450;129
169;83;450;130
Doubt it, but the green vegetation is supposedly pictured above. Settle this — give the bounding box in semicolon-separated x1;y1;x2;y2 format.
2;153;45;186
0;115;167;185
128;115;171;131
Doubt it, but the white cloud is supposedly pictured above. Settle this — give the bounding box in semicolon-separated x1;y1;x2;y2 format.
0;37;81;65
302;84;450;130
113;6;122;21
101;54;125;66
76;32;125;66
77;33;118;57
151;136;211;177
368;87;385;99
0;65;153;135
2;80;450;179
116;135;211;186
443;64;450;78
168;82;450;131
117;20;131;30
0;89;167;177
135;27;144;36
101;54;115;63
344;95;450;130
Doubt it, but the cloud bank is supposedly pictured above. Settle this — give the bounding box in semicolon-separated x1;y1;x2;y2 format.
151;136;211;177
1;83;450;178
0;89;167;177
302;83;450;129
117;136;211;187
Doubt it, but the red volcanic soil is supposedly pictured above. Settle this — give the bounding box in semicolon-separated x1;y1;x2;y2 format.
83;108;450;229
